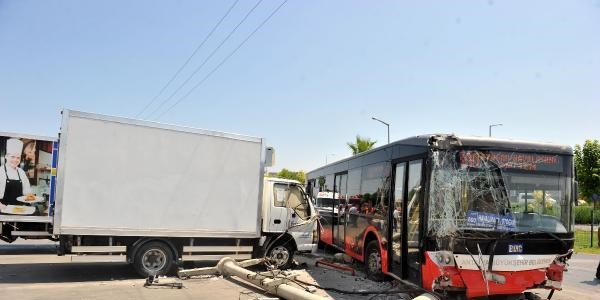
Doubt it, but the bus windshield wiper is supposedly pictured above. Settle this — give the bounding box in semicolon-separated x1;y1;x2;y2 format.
516;230;567;248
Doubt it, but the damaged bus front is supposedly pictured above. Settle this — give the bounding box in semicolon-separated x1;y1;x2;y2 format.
307;134;575;298
307;134;574;299
424;136;574;298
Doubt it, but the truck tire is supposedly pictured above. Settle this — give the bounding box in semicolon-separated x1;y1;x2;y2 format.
365;240;384;281
267;242;294;270
133;241;175;277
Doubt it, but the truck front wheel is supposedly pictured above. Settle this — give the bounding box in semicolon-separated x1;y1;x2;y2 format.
133;241;175;277
267;242;294;270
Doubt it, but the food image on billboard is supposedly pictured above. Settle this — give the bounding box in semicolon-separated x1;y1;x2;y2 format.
0;134;56;220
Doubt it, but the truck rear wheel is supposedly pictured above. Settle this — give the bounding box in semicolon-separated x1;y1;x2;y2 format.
133;241;175;277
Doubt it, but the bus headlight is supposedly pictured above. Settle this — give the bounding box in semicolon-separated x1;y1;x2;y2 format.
434;251;454;266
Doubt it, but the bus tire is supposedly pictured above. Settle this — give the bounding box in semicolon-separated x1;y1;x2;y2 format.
133;241;175;277
365;240;384;281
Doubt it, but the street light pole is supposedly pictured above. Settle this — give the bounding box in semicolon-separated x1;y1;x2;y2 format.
488;123;503;137
372;117;390;144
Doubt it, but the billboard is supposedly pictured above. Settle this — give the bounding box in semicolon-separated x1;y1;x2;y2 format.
0;133;57;222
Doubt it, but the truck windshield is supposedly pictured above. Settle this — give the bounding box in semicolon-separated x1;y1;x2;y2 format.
428;150;572;235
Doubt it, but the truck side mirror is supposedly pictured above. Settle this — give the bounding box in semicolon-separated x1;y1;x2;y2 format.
265;147;275;167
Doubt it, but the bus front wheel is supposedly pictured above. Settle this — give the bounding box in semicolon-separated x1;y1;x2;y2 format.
365;240;384;281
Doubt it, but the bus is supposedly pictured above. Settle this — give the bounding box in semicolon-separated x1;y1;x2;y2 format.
306;134;574;299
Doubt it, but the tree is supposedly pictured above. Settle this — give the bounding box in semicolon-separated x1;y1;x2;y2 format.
574;140;600;199
273;168;306;183
347;135;377;155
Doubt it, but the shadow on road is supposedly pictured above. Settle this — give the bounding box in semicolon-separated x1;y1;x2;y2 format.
0;244;57;255
0;241;142;284
0;259;229;284
581;279;600;286
0;262;139;283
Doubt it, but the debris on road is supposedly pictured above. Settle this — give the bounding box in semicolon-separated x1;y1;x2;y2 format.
315;259;356;276
143;275;183;289
175;252;435;300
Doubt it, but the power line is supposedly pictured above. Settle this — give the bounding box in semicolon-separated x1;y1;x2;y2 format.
146;0;264;120
154;0;288;120
135;0;240;118
136;0;241;119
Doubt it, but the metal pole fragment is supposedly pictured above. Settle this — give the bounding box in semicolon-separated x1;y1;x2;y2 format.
177;266;219;277
216;257;327;300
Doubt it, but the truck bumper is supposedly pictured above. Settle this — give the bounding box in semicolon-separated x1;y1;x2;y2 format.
297;243;318;253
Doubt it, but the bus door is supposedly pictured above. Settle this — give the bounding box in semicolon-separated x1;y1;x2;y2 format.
390;162;406;278
405;159;423;283
333;172;348;249
390;159;424;283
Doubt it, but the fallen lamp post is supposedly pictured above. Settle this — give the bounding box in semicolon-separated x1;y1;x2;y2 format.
178;257;328;300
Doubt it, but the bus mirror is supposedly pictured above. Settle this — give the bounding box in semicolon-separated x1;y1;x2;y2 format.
265;147;275;167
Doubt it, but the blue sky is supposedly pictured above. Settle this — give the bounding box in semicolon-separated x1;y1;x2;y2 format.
1;0;599;171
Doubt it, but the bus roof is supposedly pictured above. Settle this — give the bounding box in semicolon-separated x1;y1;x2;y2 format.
307;134;572;176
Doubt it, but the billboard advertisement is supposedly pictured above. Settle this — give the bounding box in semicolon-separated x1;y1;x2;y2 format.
0;133;57;222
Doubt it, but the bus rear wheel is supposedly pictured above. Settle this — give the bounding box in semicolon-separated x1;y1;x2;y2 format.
365;240;384;281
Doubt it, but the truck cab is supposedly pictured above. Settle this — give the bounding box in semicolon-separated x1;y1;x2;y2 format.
261;177;317;269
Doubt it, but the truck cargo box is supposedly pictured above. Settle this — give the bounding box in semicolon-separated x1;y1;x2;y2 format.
54;110;264;238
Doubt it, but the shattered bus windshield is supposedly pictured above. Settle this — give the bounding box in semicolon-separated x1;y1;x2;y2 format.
428;150;572;235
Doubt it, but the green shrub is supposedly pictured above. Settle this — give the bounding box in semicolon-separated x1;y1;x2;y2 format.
574;205;600;224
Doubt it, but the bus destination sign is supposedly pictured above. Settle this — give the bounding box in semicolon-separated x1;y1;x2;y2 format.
459;150;563;172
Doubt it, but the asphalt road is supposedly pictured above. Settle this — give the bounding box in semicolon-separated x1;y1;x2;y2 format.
0;240;396;300
0;239;598;300
0;241;264;300
552;253;600;300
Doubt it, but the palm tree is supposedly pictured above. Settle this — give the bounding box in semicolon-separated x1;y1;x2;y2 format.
347;135;377;155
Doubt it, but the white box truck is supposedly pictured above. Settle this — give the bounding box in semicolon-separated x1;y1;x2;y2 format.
0;110;317;276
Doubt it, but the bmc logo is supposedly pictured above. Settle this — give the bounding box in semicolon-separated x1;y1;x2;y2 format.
508;243;523;253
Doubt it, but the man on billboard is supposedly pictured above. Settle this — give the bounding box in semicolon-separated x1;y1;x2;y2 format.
0;138;33;209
